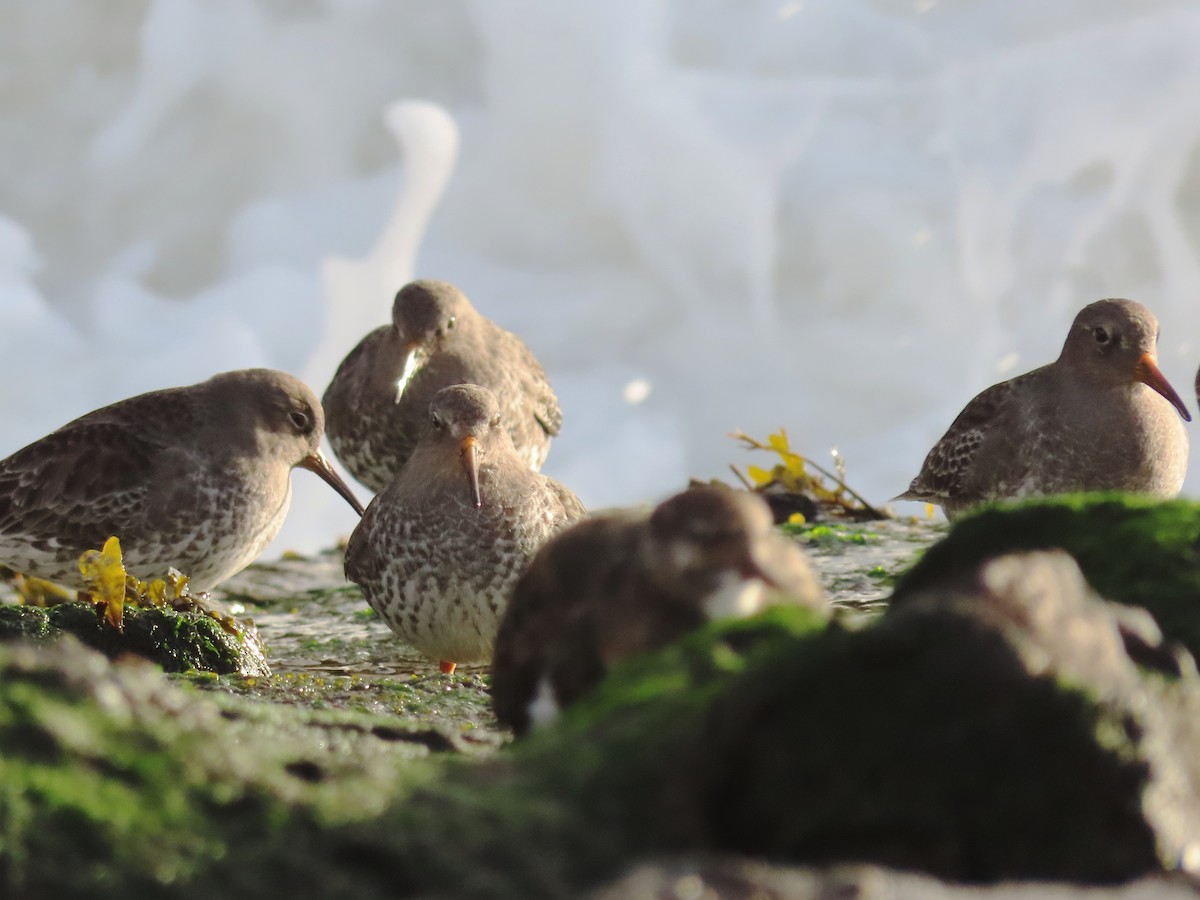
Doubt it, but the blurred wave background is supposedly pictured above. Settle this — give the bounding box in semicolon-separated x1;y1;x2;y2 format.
3;0;1200;553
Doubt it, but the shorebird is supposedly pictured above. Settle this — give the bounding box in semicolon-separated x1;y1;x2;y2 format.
896;298;1190;519
490;486;825;735
323;279;562;493
0;369;364;591
344;383;584;673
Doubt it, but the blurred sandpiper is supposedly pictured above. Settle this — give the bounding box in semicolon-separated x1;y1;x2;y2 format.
0;369;364;591
344;383;584;673
490;485;825;735
323;279;562;493
896;298;1190;519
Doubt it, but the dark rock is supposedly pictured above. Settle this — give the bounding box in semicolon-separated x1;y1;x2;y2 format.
0;604;51;641
761;489;820;524
680;553;1198;883
891;496;1200;658
6;533;1200;897
0;600;269;676
0;637;444;899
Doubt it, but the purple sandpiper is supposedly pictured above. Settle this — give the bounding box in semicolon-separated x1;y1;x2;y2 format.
322;279;561;493
344;383;584;673
896;298;1190;519
0;369;364;591
490;485;825;735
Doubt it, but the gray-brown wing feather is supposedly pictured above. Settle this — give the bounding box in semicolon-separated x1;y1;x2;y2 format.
490;512;638;734
511;340;562;437
898;379;1016;503
0;409;179;553
547;478;586;523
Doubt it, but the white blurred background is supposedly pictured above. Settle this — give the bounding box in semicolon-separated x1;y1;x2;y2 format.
3;0;1200;554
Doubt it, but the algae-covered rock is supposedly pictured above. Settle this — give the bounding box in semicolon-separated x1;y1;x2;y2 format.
276;556;1200;894
0;600;269;676
670;556;1197;883
0;638;443;899
891;495;1200;657
5;540;1200;898
0;604;51;641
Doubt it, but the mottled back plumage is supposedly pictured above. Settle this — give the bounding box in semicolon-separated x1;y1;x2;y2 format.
897;298;1190;519
344;383;583;669
323;279;561;493
490;486;824;735
0;369;363;591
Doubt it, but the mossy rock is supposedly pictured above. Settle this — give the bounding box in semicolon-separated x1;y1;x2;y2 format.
0;638;446;898
892;494;1200;657
3;573;1198;898
0;610;827;899
0;604;51;641
241;584;1195;894
0;600;269;676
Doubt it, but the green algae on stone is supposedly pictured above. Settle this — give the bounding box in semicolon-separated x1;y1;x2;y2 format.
0;604;51;641
3;543;1196;899
0;600;269;676
303;592;1186;896
0;639;442;899
891;494;1200;658
558;603;1160;883
184;669;505;752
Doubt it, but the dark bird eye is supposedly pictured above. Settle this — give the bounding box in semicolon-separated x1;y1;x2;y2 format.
1093;326;1111;345
431;413;444;430
446;316;457;330
489;415;501;429
289;410;310;431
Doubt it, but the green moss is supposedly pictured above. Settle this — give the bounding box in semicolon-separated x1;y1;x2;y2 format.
0;640;448;897
782;522;881;545
892;494;1200;655
0;605;50;641
183;669;501;750
0;577;1188;897
39;601;270;676
282;600;1163;895
0;601;269;676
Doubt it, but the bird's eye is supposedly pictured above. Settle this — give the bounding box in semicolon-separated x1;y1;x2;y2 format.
1093;326;1111;345
446;316;457;330
289;410;310;431
431;413;444;429
489;415;501;429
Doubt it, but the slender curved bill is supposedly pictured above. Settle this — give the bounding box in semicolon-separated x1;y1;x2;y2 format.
1134;353;1192;422
298;451;366;515
460;436;482;508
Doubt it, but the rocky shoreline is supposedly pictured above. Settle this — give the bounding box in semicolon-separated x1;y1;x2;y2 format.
3;497;1200;897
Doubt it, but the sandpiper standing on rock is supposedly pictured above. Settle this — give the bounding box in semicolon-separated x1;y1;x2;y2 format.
322;279;562;493
490;486;826;735
896;298;1190;519
344;383;584;673
0;369;364;591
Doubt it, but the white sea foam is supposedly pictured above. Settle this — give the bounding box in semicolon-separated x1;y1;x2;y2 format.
3;0;1200;555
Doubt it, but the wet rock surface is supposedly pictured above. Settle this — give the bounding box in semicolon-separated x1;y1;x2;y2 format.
6;499;1200;897
0;599;269;676
588;859;1200;900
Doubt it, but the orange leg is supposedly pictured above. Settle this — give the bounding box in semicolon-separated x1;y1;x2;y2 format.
439;660;457;674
